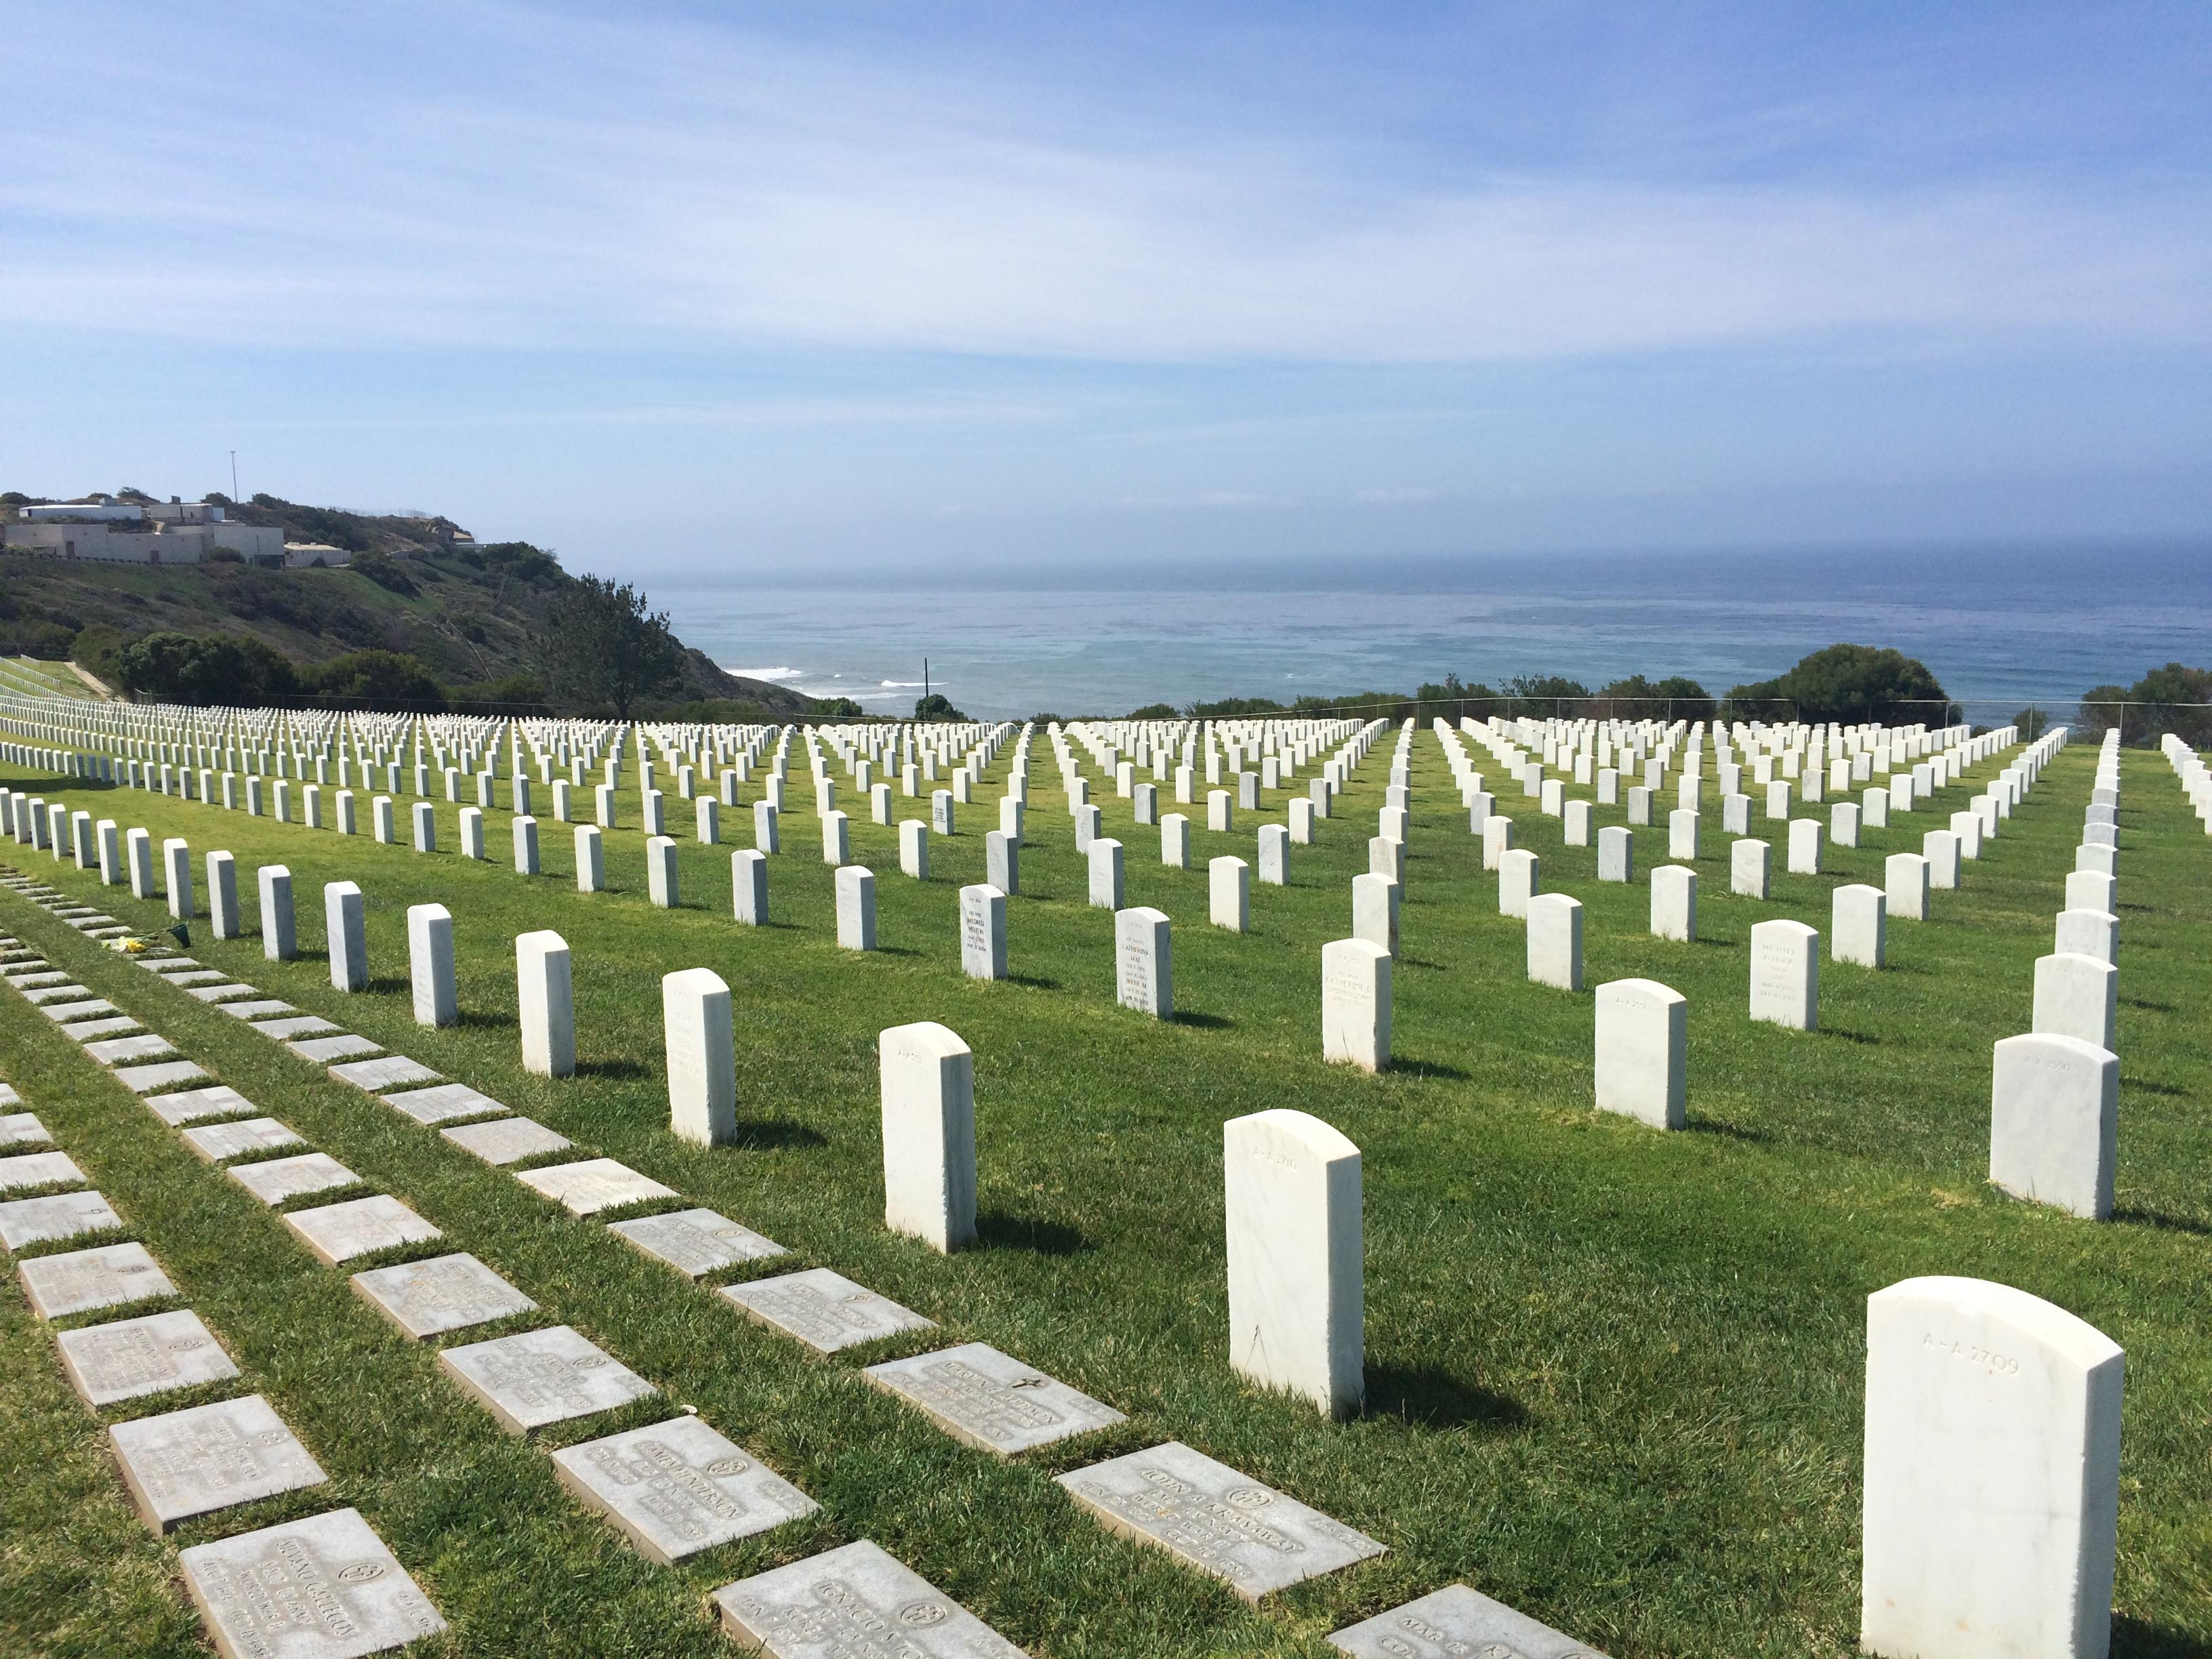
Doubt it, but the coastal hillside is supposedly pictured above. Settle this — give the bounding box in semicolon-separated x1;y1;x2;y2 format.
0;491;804;714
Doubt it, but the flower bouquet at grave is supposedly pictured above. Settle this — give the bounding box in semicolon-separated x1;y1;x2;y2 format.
108;922;189;956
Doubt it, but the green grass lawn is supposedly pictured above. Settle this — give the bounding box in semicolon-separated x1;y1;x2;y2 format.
1;723;2207;1658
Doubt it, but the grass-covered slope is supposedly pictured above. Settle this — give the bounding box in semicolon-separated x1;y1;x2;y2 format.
0;735;2205;1656
0;495;805;711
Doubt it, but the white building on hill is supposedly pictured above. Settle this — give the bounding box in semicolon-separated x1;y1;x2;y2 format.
4;496;285;565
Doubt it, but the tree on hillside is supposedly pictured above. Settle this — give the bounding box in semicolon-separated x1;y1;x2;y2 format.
1599;674;1716;721
115;631;298;705
535;575;687;720
1725;644;1948;725
914;693;968;720
2074;663;2212;747
301;650;447;712
1503;674;1590;717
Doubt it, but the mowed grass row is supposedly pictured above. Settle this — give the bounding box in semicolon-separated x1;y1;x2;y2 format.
0;726;2206;1657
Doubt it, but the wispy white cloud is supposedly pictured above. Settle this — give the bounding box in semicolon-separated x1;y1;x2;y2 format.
212;395;1065;434
2;1;2207;367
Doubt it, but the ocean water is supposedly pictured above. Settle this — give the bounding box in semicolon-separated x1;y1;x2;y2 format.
660;540;2212;720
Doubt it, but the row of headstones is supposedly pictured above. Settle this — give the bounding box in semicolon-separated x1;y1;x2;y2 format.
19;738;1270;1012
0;703;2022;1091
5;731;2148;1656
2159;732;2212;830
0;875;964;1652
1990;730;2128;1220
1197;1082;2135;1659
0;940;456;1654
1274;739;2132;1659
3;866;1006;1645
1455;720;2017;859
1475;711;1965;792
3;694;1022;840
62;866;1475;1656
1349;722;2137;1221
1463;714;2008;843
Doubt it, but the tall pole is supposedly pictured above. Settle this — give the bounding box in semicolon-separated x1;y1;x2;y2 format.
230;451;239;500
924;657;930;714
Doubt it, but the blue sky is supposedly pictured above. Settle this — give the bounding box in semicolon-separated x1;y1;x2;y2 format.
4;1;2207;580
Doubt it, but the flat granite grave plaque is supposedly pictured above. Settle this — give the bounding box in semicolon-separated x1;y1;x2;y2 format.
712;1539;1027;1659
515;1158;677;1216
251;1015;342;1041
864;1343;1124;1456
39;996;117;1019
26;988;100;1009
184;1118;306;1162
720;1268;936;1354
350;1252;537;1339
329;1056;442;1094
552;1414;819;1565
441;1117;572;1166
110;1393;328;1532
291;1034;382;1063
229;1153;360;1207
0;1189;123;1250
285;1195;442;1266
382;1082;506;1126
184;982;259;1002
142;957;206;972
0;1150;85;1191
8;971;66;988
87;1035;177;1067
608;1208;785;1278
146;1085;257;1126
58;1308;239;1406
220;1000;297;1021
117;1061;210;1094
18;1241;175;1318
1056;1441;1385;1601
163;969;229;985
179;1506;447;1658
1;1111;53;1146
1328;1584;1612;1658
437;1324;657;1433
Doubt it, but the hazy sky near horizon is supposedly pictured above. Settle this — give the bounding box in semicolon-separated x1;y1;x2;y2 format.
5;1;2209;581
